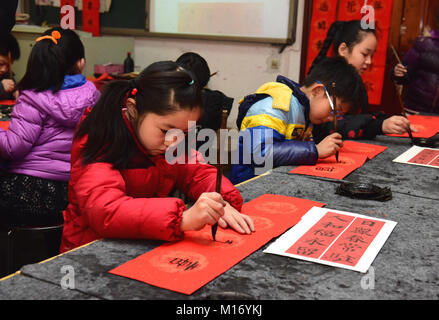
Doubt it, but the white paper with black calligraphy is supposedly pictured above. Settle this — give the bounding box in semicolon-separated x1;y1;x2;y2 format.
263;207;397;273
393;145;439;169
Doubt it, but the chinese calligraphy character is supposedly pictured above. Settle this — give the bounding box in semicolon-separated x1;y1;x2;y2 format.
296;246;319;256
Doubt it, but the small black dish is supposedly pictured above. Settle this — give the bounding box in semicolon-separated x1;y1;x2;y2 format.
412;137;439;148
336;182;392;201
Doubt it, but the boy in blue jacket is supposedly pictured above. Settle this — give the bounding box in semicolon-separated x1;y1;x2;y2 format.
230;57;367;184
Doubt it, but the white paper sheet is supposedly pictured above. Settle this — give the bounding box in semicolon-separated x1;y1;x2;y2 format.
393;145;439;169
263;207;397;273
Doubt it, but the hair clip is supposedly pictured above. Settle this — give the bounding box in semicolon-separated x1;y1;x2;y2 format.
188;79;194;85
36;30;61;45
131;88;138;96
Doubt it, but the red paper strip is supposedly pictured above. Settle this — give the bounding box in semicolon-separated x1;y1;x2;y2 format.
387;115;439;138
290;152;367;180
0;100;15;106
286;211;355;258
82;0;100;36
109;194;325;295
408;149;439;165
0;121;9;131
341;140;388;159
290;141;387;179
286;211;384;267
320;216;384;266
305;0;338;74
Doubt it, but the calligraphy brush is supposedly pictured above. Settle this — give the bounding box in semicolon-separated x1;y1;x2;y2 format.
331;82;339;163
390;46;414;144
394;82;415;144
8;51;13;80
212;109;229;241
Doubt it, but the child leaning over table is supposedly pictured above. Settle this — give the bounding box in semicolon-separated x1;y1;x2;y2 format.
0;33;20;100
229;57;367;184
60;61;254;253
0;27;100;227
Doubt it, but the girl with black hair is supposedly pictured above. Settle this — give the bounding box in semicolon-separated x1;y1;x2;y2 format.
0;27;100;227
60;61;254;253
176;52;234;132
310;20;415;143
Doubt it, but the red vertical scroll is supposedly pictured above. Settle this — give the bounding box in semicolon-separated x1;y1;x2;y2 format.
82;0;100;36
305;0;338;74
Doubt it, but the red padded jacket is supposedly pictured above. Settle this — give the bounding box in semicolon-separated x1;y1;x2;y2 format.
60;109;243;253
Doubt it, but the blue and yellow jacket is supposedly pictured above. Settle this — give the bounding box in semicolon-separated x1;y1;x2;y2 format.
229;76;318;184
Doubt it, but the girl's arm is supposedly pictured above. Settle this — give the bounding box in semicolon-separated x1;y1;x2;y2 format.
72;161;186;241
174;154;244;211
0;95;43;159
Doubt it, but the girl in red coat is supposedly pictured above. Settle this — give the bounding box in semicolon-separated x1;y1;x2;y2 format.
60;61;254;253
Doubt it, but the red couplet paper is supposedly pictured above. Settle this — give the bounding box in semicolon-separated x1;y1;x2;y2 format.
289;141;387;179
0;100;15;106
408;149;439;167
109;194;325;295
0;122;9;131
387;115;439;138
286;211;385;267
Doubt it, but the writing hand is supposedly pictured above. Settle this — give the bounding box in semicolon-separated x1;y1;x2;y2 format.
394;64;407;78
180;192;226;232
1;79;15;93
382;116;417;135
217;202;255;235
316;132;343;159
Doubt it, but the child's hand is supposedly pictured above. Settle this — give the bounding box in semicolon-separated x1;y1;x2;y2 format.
217;202;255;235
394;64;407;77
1;79;15;93
180;192;226;232
382;116;417;135
316;132;343;159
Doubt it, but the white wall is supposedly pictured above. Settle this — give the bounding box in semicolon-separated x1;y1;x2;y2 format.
133;0;305;129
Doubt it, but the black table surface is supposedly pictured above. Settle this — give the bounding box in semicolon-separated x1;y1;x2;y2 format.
1;135;438;302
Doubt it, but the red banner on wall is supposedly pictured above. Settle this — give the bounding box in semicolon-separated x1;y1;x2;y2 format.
82;0;100;36
306;0;394;106
305;0;339;74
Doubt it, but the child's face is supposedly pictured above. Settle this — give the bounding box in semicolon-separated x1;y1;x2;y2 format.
338;33;377;75
308;85;351;125
0;55;10;77
134;107;201;156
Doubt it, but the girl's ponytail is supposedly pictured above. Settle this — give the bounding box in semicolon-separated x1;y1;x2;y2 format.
308;21;345;74
76;80;135;168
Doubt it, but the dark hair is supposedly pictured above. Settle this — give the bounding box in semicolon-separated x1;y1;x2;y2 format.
303;56;367;114
17;27;84;93
309;20;376;74
76;60;202;168
176;52;211;88
0;33;20;61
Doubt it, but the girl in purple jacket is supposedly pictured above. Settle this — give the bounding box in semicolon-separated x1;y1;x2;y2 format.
392;8;439;115
0;27;100;227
